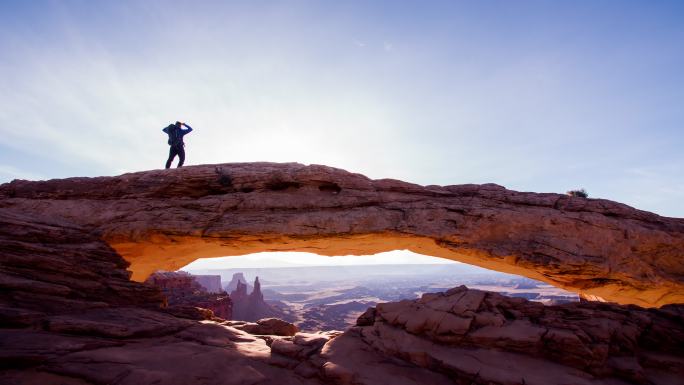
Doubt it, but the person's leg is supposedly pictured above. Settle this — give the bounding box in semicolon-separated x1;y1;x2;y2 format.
177;145;186;167
165;146;177;169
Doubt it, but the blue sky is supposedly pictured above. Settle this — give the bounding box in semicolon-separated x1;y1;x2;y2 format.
1;0;683;225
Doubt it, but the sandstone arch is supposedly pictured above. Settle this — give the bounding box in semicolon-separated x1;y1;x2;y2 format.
1;162;683;307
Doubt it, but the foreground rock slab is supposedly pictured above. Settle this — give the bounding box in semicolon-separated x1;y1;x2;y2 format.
1;319;319;385
2;162;683;306
268;287;684;385
349;286;684;385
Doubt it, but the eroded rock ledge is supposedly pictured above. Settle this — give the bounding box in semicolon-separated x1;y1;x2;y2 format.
353;286;684;384
1;162;683;306
272;287;684;385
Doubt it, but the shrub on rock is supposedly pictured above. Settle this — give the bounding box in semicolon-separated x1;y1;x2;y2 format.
566;188;588;198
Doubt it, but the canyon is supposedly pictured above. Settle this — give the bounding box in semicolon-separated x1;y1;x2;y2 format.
1;162;683;384
205;264;578;331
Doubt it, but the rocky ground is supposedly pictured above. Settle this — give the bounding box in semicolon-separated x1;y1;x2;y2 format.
4;286;682;385
298;301;371;331
350;286;684;385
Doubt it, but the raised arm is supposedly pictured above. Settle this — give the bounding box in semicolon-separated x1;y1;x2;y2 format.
162;126;169;133
182;123;193;134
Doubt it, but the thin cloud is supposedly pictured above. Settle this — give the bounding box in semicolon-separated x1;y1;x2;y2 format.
0;165;45;182
0;1;682;218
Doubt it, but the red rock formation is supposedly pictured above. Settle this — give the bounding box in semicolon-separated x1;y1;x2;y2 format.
269;286;684;385
146;270;204;293
229;318;299;336
145;271;232;320
0;210;164;326
0;209;313;385
1;162;682;306
231;276;282;321
252;276;264;301
1;204;683;384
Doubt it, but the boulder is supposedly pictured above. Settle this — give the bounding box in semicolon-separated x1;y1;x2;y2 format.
233;318;299;336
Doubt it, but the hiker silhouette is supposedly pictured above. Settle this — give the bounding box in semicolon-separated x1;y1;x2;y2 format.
163;121;193;169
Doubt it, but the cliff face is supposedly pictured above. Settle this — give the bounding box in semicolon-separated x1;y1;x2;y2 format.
145;271;232;320
193;275;223;293
1;162;682;307
145;270;204;292
0;210;164;326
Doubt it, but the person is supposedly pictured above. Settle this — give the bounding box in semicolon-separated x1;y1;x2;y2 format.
163;121;193;169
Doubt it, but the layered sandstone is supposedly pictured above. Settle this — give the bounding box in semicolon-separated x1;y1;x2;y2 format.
266;287;684;385
229;318;299;336
1;162;682;306
194;274;223;293
354;286;684;384
0;208;313;385
145;271;232;319
0;210;164;326
268;287;684;385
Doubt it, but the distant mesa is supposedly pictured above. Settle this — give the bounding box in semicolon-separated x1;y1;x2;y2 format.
145;271;232;319
145;270;202;293
513;278;540;290
193;274;223;293
225;272;253;293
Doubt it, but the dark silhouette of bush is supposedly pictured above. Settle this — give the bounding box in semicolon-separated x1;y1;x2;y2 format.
566;188;588;198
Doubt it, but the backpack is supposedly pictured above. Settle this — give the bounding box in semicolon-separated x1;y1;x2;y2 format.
166;124;180;146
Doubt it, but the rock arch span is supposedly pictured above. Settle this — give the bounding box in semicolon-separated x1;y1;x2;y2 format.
1;162;682;307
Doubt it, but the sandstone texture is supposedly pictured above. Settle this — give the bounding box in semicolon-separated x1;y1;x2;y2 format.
145;271;232;319
267;286;684;385
351;286;684;385
0;207;315;385
228;318;300;336
1;162;682;307
0;231;304;384
0;210;164;326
